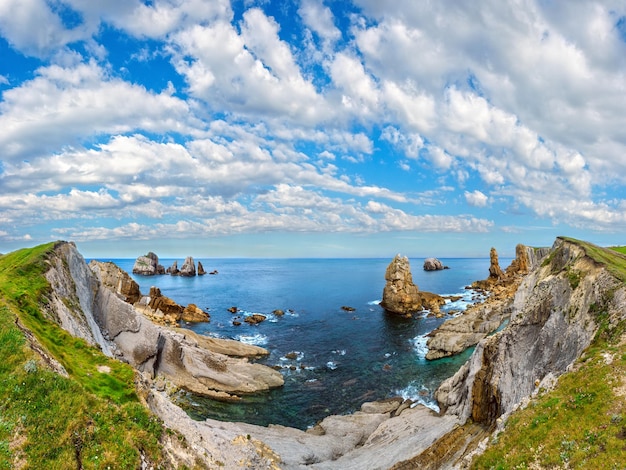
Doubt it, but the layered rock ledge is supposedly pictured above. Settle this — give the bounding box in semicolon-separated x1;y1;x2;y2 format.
46;245;283;401
425;244;551;360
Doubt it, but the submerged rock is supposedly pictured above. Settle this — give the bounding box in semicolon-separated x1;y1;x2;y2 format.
244;314;267;325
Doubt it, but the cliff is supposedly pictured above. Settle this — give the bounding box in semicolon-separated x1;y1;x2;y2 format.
46;243;283;400
426;244;550;360
4;237;626;469
436;238;625;426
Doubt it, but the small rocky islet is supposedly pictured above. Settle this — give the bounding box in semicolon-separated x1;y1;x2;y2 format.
132;251;207;277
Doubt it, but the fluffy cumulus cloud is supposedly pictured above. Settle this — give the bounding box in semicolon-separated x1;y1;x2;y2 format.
1;0;626;254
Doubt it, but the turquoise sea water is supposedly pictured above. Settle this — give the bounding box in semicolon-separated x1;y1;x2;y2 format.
102;257;507;430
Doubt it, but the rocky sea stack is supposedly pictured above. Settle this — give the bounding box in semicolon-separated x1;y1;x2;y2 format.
132;251;165;275
380;254;445;316
423;257;448;271
134;252;209;277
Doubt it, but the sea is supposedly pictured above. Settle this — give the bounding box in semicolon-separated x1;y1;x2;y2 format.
99;257;507;430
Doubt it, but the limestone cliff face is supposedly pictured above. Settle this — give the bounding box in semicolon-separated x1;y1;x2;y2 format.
436;238;626;426
426;244;549;360
44;242;283;400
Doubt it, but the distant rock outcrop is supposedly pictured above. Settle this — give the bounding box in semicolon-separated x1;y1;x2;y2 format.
380;255;445;316
423;258;446;271
488;247;504;281
426;244;550;360
132;252;164;276
180;256;196;277
197;261;206;276
166;260;179;276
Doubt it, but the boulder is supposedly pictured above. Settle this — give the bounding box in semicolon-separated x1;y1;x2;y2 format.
180;256;196;276
423;258;445;271
182;303;210;322
167;261;180;276
132;252;164;276
244;314;267;324
360;397;404;415
143;286;185;325
197;261;207;276
380;255;422;315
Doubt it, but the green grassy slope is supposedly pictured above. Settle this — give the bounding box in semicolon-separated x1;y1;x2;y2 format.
0;243;167;469
472;238;626;469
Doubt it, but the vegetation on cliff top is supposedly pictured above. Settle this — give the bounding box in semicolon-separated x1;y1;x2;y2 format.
0;243;167;469
473;240;626;469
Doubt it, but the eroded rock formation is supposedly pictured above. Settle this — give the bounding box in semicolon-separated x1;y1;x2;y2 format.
426;244;550;360
381;255;445;316
197;261;206;275
180;256;196;276
132;252;165;275
166;260;179;275
488;247;504;280
35;237;626;469
423;258;446;271
436;238;626;428
47;244;283;402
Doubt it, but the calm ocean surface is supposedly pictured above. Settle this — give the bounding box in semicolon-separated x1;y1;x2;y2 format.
101;257;508;430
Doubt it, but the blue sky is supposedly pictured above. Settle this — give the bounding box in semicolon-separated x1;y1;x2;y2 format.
1;1;626;258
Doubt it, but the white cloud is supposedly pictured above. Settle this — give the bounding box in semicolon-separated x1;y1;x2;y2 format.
0;0;87;57
465;190;489;207
3;1;626;248
299;0;341;43
0;62;192;162
170;13;330;125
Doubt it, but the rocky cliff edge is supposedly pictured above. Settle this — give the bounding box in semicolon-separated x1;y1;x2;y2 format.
45;243;283;402
37;238;626;469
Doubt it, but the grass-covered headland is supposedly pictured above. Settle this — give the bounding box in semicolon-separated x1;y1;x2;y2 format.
0;243;167;469
473;241;626;469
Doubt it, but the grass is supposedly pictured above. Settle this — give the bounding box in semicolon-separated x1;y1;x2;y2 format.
472;322;626;469
559;237;626;283
472;239;626;469
0;243;167;469
609;246;626;256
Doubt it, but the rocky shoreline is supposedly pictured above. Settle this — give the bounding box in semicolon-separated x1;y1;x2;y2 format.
425;244;551;360
28;238;626;468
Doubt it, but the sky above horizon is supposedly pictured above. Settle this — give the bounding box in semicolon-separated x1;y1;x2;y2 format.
1;1;626;258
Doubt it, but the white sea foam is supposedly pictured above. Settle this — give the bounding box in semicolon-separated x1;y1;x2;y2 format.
235;333;268;346
410;335;428;359
279;351;305;362
331;349;346;356
326;361;338;370
395;383;440;414
368;299;381;305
